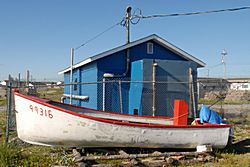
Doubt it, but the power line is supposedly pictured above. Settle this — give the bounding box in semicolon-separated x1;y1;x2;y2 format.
207;63;223;69
74;6;250;50
75;20;123;50
132;6;250;20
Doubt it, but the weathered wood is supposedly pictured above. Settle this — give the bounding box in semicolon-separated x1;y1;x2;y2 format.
73;149;82;160
118;150;129;156
140;159;166;166
92;154;215;167
165;157;174;164
75;151;210;162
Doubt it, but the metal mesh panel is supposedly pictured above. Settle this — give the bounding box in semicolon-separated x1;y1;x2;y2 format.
99;79;190;117
4;78;250;144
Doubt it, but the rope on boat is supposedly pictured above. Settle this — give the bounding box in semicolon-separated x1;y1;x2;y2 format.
169;113;189;120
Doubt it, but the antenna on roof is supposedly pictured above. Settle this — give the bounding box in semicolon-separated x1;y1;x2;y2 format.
125;6;132;44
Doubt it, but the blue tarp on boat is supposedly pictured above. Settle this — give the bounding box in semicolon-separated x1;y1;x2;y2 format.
199;104;223;124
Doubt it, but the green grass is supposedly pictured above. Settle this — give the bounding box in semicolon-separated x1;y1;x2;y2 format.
0;98;6;106
37;87;63;102
0;144;75;167
0;87;75;166
0;144;22;167
0;117;248;167
183;118;250;167
0;87;249;166
198;98;250;105
0;111;6;134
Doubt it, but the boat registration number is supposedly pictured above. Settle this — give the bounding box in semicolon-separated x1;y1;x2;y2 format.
29;105;53;119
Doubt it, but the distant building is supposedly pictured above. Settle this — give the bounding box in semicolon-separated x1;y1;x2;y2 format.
56;81;63;86
230;83;250;90
198;77;250;101
227;78;250;90
0;81;6;86
59;34;205;117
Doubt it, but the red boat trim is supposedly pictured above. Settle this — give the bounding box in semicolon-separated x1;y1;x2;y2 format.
14;92;232;129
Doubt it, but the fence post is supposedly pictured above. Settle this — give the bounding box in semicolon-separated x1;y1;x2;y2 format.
119;80;123;113
5;81;12;144
152;62;157;116
102;78;105;111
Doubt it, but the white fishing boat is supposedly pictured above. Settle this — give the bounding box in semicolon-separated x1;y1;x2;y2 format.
14;90;232;149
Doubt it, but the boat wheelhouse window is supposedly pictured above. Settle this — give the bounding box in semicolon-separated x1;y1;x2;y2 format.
74;78;77;91
147;42;153;54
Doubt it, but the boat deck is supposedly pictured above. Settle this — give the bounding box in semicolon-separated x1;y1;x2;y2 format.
49;101;173;125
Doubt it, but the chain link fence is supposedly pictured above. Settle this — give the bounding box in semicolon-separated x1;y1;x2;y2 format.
198;78;250;103
62;77;194;117
2;79;63;143
2;77;250;143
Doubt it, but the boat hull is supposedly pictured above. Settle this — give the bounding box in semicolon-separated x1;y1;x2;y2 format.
14;92;231;148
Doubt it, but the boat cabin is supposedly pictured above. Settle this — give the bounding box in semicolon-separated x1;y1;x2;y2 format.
59;34;205;118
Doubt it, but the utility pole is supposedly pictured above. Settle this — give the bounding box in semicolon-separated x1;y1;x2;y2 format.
26;70;29;86
18;73;21;88
221;49;227;79
26;70;30;94
125;6;132;44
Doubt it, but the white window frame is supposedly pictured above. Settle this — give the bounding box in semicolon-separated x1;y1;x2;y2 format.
147;42;154;54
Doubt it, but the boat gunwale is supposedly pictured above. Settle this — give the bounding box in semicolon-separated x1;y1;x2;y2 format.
14;91;232;129
50;101;172;120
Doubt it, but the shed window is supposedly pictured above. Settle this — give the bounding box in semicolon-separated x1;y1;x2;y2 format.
147;42;153;54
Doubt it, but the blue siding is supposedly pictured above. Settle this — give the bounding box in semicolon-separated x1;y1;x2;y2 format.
97;50;127;75
62;38;200;117
64;69;82;105
72;69;81;106
129;60;143;115
96;51;129;113
129;59;193;117
95;40;187;79
80;63;98;109
64;72;70;95
130;41;186;62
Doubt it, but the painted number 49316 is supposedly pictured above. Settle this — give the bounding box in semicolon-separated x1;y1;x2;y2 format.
29;105;53;119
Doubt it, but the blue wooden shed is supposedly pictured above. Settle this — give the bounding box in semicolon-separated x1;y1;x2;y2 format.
59;34;205;117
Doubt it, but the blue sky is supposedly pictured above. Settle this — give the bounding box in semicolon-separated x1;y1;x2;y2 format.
0;0;250;81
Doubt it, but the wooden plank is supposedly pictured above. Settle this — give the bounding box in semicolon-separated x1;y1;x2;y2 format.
75;151;211;162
